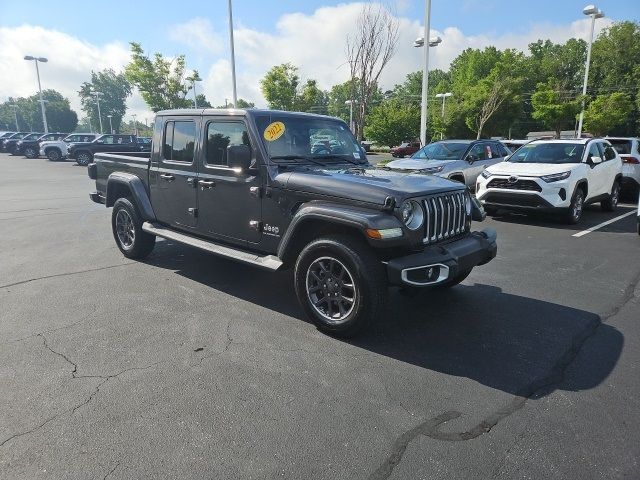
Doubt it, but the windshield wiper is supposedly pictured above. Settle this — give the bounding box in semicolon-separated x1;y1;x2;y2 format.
270;154;329;167
311;154;365;166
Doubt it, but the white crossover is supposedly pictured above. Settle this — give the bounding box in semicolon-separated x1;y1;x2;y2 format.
476;138;623;224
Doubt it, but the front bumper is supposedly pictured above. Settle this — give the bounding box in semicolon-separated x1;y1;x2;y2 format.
386;228;497;287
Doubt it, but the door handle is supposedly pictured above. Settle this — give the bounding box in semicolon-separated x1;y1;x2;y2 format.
199;180;215;188
160;173;175;181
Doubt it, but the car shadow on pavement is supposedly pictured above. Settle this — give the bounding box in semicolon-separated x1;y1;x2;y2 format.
146;241;623;397
489;204;636;234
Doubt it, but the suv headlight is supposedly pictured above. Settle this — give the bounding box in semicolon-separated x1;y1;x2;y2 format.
480;170;492;179
540;171;571;183
422;165;444;174
400;200;424;230
465;192;472;215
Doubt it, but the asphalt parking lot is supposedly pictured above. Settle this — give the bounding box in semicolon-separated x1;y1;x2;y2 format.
1;152;639;479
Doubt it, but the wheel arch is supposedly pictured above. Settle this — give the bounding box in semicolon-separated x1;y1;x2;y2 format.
106;172;156;221
574;179;588;198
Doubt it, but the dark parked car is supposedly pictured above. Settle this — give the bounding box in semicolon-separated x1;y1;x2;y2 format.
390;141;421;158
69;134;145;166
7;133;43;155
137;137;152;152
17;132;68;158
1;132;30;153
88;108;497;338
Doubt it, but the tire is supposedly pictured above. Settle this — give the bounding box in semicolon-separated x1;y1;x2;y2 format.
24;147;38;159
111;198;155;259
434;268;472;289
601;180;620;212
46;148;62;162
294;234;387;337
76;151;93;166
565;187;585;224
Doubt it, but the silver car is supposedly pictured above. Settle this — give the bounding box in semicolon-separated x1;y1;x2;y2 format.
383;140;511;191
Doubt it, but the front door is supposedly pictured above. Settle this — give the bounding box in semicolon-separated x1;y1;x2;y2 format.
196;118;262;245
151;118;199;229
584;142;607;198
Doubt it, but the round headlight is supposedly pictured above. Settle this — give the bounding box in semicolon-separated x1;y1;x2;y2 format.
400;200;424;230
465;193;472;215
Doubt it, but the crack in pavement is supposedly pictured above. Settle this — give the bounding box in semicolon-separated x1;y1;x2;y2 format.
103;461;120;479
0;334;163;449
368;269;640;480
0;262;137;289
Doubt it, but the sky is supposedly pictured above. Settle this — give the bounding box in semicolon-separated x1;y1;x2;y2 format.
0;0;638;124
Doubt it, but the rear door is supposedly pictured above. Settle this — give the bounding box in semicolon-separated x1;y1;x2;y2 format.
599;141;621;193
584;141;607;198
195;117;262;245
151;117;199;229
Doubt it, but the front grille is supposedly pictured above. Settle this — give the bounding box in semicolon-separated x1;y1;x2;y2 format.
483;192;550;208
487;178;542;192
422;191;469;244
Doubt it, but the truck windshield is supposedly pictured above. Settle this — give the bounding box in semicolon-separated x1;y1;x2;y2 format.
412;142;469;160
254;114;366;166
508;143;585;164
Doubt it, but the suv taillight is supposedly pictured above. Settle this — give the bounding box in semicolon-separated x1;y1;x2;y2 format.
621;155;639;164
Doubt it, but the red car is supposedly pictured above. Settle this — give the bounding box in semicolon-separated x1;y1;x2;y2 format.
390;141;421;158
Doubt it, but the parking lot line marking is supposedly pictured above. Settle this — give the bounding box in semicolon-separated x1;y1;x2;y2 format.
572;210;636;238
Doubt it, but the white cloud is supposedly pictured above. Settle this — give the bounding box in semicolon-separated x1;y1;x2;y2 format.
0;25;153;129
170;17;224;55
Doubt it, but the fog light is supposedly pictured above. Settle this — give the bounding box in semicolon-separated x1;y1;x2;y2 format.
558;188;566;201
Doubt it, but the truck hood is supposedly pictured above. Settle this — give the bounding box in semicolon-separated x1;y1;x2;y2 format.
385;158;456;171
486;162;579;176
277;166;463;205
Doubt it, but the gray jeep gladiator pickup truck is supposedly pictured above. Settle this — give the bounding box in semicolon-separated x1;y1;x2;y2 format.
88;109;497;337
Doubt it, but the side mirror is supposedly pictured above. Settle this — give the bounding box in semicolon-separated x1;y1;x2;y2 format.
590;155;602;165
96;140;104;144
227;144;252;171
466;154;477;163
504;155;511;161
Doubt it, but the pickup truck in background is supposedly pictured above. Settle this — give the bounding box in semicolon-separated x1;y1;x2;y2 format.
88;109;497;337
70;134;150;166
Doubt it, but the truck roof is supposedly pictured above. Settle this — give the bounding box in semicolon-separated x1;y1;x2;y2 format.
156;108;341;121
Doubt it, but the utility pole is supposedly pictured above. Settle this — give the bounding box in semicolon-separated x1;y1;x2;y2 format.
228;0;238;106
24;56;49;133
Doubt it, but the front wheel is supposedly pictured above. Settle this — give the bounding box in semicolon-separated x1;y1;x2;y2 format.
601;181;620;212
76;151;93;166
111;198;155;259
294;235;387;337
24;147;38;158
565;188;584;224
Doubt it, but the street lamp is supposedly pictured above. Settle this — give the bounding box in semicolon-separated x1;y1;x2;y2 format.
132;114;138;136
415;0;440;145
90;91;104;133
10;104;19;131
228;0;238;106
23;55;49;133
434;92;452;139
191;77;199;109
345;100;356;133
576;4;604;138
107;115;113;134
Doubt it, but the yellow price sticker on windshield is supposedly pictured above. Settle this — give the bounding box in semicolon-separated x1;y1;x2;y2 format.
264;121;285;141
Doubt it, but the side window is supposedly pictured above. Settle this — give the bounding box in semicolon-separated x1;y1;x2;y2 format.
102;136;114;144
490;142;503;158
205;121;250;166
163;121;196;163
470;144;487;160
636;141;640;155
603;144;616;161
587;143;601;161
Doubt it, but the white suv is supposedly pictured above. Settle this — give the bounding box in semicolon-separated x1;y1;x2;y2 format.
39;133;97;161
606;137;640;194
476;138;623;224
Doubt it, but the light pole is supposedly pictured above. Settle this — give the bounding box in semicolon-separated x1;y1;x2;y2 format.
345;100;356;133
191;77;199;108
576;4;604;138
132;114;138;136
91;91;104;133
23;55;49;133
228;0;238;106
414;0;442;146
435;92;452;139
107;115;113;134
10;104;19;131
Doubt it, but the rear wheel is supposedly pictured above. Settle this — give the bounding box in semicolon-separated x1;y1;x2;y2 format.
24;147;38;158
565;188;585;224
46;148;62;161
601;180;620;212
111;198;155;259
76;151;93;166
294;235;387;337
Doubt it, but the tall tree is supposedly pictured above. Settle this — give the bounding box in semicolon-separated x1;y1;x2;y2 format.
125;42;193;111
346;3;399;140
260;63;300;111
531;82;583;138
1;91;77;132
583;93;634;136
79;69;131;133
297;79;329;114
364;100;419;147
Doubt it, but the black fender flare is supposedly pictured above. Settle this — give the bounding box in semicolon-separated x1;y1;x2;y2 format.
277;201;404;261
105;172;156;221
572;179;588;200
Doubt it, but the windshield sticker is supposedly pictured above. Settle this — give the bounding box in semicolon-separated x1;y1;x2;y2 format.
353;152;361;159
264;121;285;141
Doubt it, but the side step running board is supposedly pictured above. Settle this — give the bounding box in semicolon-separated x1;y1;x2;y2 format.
142;222;283;271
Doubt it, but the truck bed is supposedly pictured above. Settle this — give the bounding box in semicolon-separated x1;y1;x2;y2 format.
93;152;151;198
